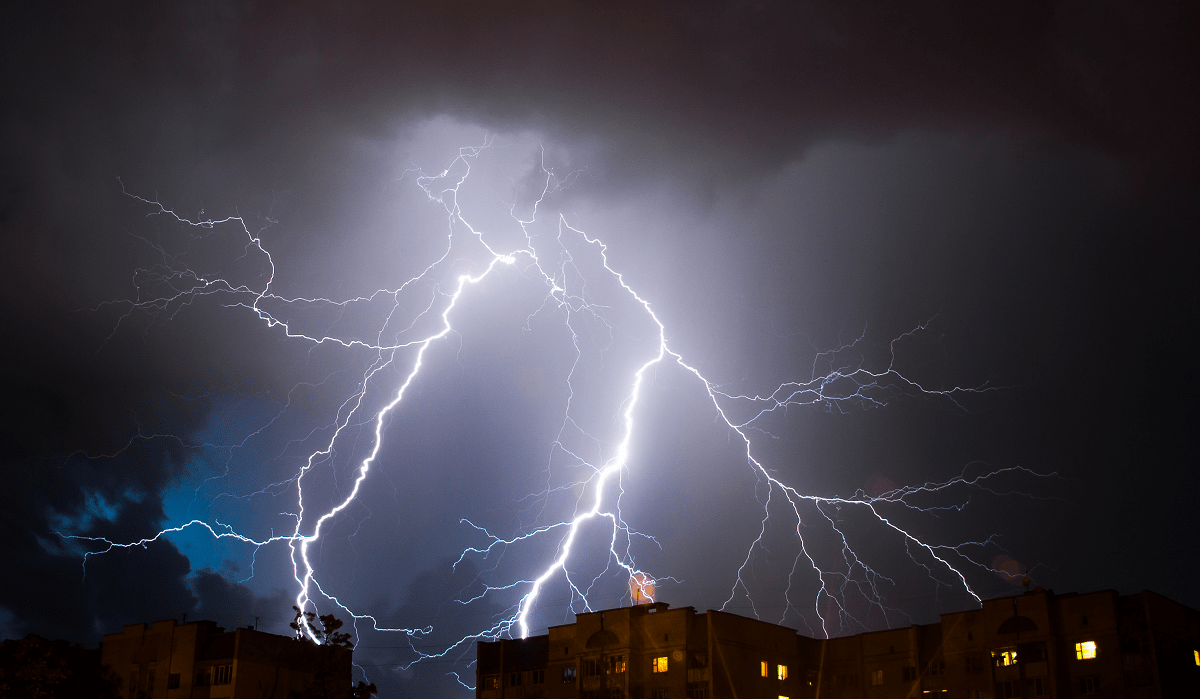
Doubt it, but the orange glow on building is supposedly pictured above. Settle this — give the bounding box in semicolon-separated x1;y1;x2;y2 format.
629;572;656;604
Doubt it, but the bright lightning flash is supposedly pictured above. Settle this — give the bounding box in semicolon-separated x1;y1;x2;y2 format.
62;137;1046;688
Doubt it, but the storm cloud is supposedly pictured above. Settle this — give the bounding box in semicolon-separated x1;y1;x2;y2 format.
1;1;1195;696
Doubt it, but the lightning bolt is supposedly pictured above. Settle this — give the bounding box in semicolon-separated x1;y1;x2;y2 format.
62;136;1049;687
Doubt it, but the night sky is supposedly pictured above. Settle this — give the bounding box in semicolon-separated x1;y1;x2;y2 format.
1;2;1196;696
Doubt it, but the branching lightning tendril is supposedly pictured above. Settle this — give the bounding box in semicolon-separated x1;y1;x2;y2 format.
62;138;1045;687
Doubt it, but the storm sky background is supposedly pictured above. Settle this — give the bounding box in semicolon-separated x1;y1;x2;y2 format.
1;1;1197;696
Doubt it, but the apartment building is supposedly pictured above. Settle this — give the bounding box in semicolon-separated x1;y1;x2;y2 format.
477;590;1200;698
100;619;351;698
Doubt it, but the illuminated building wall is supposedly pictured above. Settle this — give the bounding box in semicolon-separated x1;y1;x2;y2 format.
476;591;1200;698
477;601;820;698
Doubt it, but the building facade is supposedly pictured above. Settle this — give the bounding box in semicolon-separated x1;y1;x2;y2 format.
477;590;1200;698
100;619;351;698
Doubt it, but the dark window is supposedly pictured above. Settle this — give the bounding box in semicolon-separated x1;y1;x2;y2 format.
1029;678;1044;696
1018;643;1046;663
903;666;917;682
651;690;668;699
1081;615;1089;625
1125;668;1153;687
167;673;180;690
583;658;600;677
510;671;522;686
1079;676;1099;695
531;669;545;684
686;681;710;698
562;667;577;683
214;664;233;685
929;660;945;676
196;670;209;686
996;680;1018;698
483;675;500;690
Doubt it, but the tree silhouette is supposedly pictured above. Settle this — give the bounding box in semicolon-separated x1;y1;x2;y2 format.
0;635;120;698
290;606;352;648
289;606;369;697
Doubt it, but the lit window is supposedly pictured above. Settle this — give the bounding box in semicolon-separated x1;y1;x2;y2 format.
761;661;769;677
869;669;883;686
992;648;1018;666
606;655;626;674
777;664;788;680
1076;641;1097;660
1194;650;1199;666
653;656;669;673
778;696;789;699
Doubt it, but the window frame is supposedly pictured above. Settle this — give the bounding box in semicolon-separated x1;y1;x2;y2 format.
1078;675;1099;695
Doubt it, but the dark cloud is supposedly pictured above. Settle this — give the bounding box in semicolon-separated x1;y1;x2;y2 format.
191;568;289;632
2;1;1194;209
0;2;1195;697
